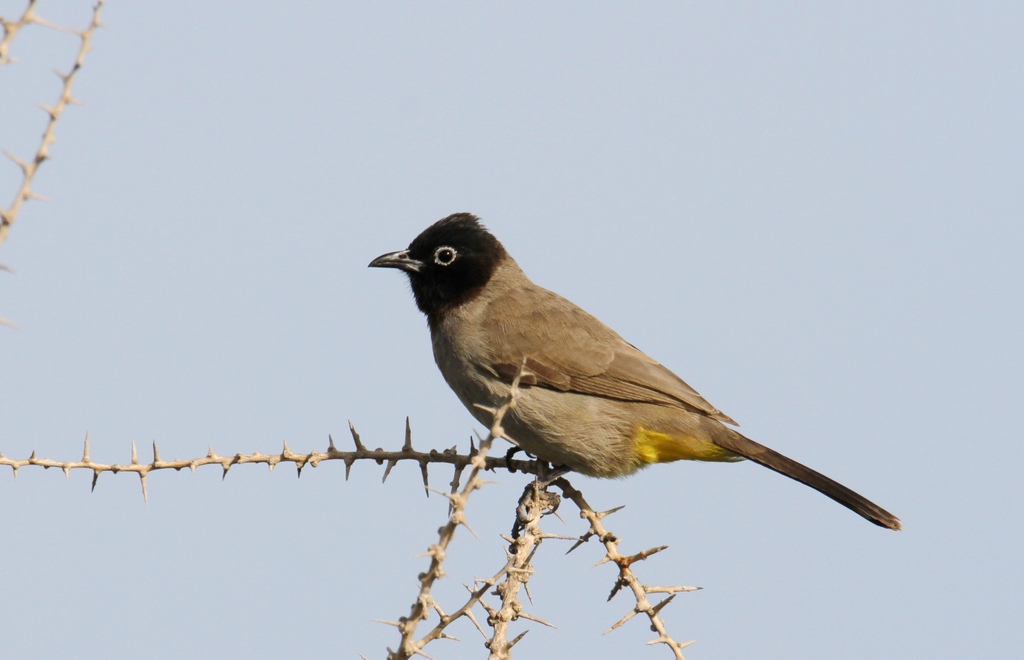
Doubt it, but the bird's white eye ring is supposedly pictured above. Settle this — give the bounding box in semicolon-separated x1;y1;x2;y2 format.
434;246;458;266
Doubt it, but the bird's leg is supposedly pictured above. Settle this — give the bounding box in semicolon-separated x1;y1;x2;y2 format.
503;445;571;484
535;462;572;488
504;445;527;472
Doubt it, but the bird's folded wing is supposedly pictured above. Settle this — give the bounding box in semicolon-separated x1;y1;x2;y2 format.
486;286;737;425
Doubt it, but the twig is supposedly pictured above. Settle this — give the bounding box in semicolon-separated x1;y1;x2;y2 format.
1;0;106;246
0;424;540;503
553;478;698;659
0;0;40;65
484;481;560;659
385;367;527;660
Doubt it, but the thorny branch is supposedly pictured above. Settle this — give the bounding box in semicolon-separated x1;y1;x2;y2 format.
481;481;562;659
1;0;106;248
0;0;42;64
554;478;699;659
0;423;539;503
383;469;699;659
2;0;105;327
1;433;699;659
2;384;699;658
383;366;527;660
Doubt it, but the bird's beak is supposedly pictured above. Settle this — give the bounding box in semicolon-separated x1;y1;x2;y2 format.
368;249;424;273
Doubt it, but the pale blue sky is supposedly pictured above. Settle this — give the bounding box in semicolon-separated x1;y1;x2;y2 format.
2;3;1022;658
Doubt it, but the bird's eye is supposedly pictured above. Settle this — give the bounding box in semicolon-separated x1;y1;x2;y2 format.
433;246;458;266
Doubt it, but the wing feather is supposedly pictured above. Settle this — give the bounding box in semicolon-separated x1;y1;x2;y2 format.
485;285;737;425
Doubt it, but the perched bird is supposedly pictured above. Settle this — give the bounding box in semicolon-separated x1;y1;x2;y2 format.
370;213;901;530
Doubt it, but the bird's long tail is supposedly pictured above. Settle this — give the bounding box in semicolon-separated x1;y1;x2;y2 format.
712;427;901;530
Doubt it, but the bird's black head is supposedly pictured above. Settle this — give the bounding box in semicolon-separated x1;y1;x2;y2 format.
369;213;507;319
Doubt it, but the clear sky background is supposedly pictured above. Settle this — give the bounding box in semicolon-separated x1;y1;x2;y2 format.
2;3;1021;659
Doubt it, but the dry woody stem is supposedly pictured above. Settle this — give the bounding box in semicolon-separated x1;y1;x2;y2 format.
1;0;106;247
2;372;699;657
1;0;106;327
554;478;698;658
0;425;537;504
384;366;527;660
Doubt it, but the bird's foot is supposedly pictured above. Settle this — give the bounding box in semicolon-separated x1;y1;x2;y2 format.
534;462;572;488
504;445;527;472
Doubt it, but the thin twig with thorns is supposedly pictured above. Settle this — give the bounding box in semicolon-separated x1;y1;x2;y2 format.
0;423;540;503
384;366;527;660
553;478;698;658
3;373;700;658
1;0;106;247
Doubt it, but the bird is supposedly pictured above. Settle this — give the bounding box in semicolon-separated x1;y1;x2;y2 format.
369;213;901;530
